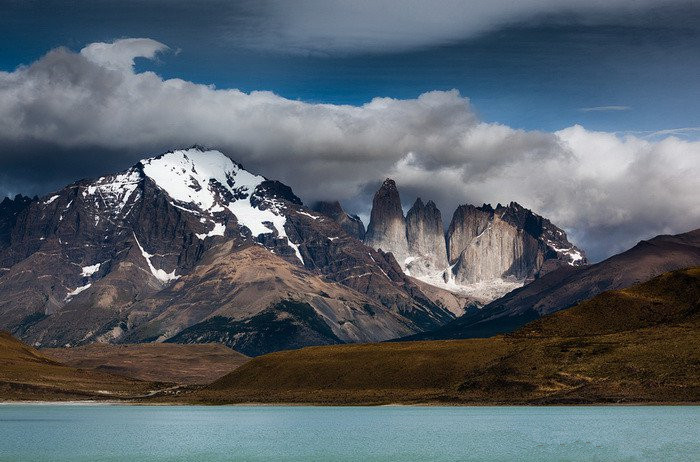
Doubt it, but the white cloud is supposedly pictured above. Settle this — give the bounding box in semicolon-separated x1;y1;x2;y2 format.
80;38;169;70
0;39;698;261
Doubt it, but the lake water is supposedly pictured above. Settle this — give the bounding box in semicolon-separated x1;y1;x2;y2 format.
0;405;698;461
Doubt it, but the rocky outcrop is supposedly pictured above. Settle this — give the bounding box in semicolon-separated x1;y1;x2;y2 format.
446;204;493;263
311;201;365;240
405;198;448;276
450;214;543;284
364;179;409;265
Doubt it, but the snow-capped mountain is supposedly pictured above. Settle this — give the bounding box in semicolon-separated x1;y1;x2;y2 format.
0;147;453;355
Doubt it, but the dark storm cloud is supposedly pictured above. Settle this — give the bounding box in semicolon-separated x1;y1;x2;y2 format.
225;0;695;54
0;39;698;261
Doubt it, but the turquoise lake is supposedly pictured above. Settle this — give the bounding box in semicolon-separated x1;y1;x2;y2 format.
0;405;698;461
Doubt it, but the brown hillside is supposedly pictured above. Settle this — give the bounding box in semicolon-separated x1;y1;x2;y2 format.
191;267;700;405
0;332;158;400
43;343;249;385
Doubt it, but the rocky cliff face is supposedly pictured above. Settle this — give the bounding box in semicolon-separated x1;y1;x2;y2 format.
450;214;543;284
0;148;453;353
446;204;493;263
446;202;586;285
405;198;448;276
311;201;365;240
363;180;586;303
364;179;410;266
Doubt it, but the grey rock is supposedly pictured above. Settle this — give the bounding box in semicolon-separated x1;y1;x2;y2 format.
405;198;448;276
364;179;410;266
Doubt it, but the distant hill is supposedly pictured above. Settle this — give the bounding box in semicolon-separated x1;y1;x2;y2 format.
0;331;155;400
190;267;700;405
43;343;249;385
408;228;700;340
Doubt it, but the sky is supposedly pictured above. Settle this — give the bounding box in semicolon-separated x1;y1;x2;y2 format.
0;0;699;261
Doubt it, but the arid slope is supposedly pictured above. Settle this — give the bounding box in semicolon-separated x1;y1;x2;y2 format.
0;332;157;400
43;343;249;385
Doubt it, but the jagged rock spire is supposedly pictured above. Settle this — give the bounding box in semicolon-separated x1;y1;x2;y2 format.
406;197;448;273
364;179;409;266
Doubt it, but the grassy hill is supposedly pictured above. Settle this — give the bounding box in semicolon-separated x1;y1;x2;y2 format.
191;267;700;405
0;332;159;400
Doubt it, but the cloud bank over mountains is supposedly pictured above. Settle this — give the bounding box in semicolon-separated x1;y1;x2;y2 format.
0;38;698;261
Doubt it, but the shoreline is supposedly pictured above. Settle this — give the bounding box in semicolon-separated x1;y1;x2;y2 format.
2;399;699;407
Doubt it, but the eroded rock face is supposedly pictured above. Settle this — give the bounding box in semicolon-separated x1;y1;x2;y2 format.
405;198;448;276
446;204;493;263
364;179;409;265
451;215;543;284
311;201;365;240
446;202;586;284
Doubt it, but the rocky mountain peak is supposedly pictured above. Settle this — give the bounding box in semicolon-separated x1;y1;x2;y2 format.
371;179;403;218
313;200;343;216
361;178;588;303
364;178;409;264
411;197;425;210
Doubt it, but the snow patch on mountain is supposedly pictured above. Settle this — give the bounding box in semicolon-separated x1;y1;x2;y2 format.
417;268;523;303
44;195;60;205
81;263;101;277
65;283;92;301
133;233;179;283
297;211;320;220
83;169;141;216
195;222;226;240
546;240;585;265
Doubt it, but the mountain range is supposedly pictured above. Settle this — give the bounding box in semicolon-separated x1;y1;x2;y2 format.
0;147;697;357
0;147;454;355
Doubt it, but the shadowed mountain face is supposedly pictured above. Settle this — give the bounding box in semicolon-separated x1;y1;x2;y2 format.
311;201;365;240
406;198;448;275
0;195;33;251
0;148;452;354
410;228;700;340
191;267;700;405
362;179;586;303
